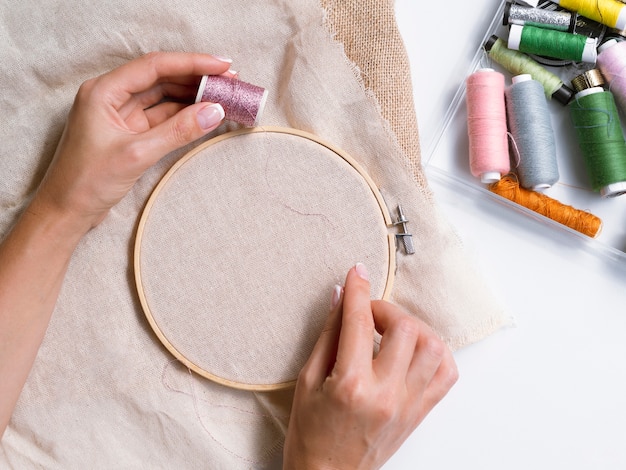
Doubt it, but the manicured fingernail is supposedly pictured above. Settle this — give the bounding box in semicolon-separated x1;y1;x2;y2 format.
355;262;369;281
214;55;233;64
197;103;225;130
330;284;342;309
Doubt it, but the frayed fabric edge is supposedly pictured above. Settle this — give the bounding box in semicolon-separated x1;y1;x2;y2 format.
317;1;404;156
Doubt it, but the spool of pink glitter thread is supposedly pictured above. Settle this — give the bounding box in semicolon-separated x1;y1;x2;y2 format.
195;75;268;127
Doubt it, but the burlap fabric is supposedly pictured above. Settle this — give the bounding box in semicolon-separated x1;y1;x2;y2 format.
321;0;424;186
0;0;509;468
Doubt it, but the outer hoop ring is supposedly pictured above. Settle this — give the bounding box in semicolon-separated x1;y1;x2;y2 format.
134;126;396;390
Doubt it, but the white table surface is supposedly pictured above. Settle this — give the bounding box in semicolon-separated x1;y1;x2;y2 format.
385;0;626;469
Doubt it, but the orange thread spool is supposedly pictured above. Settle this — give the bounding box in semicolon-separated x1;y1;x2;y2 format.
489;175;603;238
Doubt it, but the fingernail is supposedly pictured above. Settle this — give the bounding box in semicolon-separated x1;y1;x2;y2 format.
330;284;342;309
213;55;233;64
197;103;225;130
355;262;369;281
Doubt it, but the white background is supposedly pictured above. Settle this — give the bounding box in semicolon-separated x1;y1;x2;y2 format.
385;0;626;469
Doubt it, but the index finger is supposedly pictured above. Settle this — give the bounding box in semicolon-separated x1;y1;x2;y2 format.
333;264;376;376
370;300;419;381
98;52;232;107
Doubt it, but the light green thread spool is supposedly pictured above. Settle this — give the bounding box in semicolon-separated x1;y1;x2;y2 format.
486;36;573;104
508;24;598;63
569;88;626;197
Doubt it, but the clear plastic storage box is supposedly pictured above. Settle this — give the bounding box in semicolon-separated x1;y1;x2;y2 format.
425;0;626;267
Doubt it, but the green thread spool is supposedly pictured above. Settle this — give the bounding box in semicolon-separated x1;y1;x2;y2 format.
508;24;598;63
569;88;626;197
485;36;573;104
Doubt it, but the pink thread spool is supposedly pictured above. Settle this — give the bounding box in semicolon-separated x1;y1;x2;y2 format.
597;39;626;115
466;68;510;183
195;75;268;127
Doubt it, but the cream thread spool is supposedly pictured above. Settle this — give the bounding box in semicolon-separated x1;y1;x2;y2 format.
195;75;269;127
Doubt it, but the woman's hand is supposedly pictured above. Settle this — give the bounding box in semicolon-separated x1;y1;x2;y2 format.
34;51;231;232
283;263;459;469
0;52;231;436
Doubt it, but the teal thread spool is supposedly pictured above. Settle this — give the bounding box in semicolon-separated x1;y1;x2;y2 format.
508;24;598;63
485;36;574;104
505;74;559;190
569;87;626;197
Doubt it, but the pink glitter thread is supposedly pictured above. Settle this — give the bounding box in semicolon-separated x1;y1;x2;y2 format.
195;75;268;127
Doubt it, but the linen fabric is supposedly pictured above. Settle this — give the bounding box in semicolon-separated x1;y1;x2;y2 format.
136;129;392;389
0;0;510;467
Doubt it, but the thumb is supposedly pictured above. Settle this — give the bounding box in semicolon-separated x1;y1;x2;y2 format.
138;102;225;166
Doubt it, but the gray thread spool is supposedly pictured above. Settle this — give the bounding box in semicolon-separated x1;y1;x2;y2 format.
504;2;574;32
505;74;560;190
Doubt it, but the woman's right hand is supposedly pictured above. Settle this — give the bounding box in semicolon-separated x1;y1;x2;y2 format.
283;263;459;469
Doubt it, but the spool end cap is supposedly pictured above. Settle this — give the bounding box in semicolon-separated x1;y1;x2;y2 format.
195;75;209;103
553;85;574;105
484;35;499;52
252;88;269;127
481;172;501;184
601;181;626;198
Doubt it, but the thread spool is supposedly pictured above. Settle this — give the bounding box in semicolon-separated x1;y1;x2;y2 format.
485;36;574;104
508;24;598;63
553;0;626;30
569;86;626;197
504;2;574;32
597;38;626;113
571;68;606;91
505;74;559;190
465;68;510;184
489;175;603;238
571;10;608;39
195;75;268;127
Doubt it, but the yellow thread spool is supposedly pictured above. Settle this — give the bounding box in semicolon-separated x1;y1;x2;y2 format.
556;0;626;29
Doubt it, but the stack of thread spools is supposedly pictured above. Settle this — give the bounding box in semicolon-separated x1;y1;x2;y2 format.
466;0;626;238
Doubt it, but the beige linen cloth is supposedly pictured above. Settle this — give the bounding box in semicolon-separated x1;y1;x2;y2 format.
0;0;510;468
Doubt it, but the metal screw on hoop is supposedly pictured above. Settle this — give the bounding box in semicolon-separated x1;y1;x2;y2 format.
393;205;415;255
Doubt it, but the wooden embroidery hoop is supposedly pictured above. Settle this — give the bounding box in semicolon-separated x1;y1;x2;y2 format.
134;126;396;391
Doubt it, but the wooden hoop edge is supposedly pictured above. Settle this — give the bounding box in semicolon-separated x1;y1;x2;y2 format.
133;126;396;391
